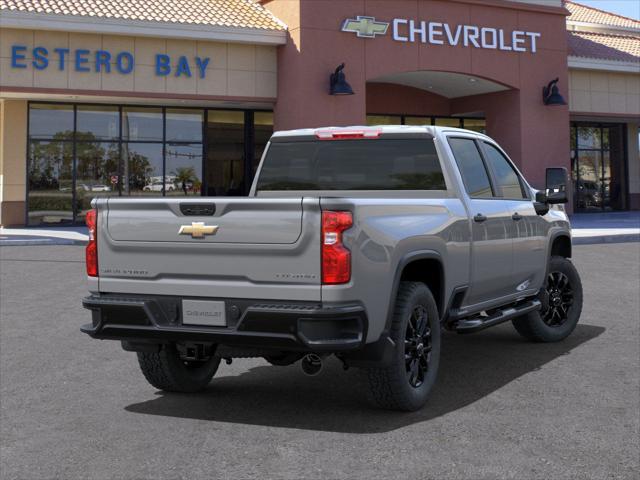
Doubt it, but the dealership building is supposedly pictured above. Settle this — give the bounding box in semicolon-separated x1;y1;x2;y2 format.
0;0;638;226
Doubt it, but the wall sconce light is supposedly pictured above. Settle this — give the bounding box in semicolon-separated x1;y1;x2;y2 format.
543;78;567;106
329;63;354;95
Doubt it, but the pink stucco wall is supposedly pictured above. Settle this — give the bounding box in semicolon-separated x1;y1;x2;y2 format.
264;0;571;190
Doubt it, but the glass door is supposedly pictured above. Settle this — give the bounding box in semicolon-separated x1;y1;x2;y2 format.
571;123;627;212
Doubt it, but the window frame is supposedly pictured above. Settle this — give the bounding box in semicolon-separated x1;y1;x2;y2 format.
446;136;497;200
478;140;530;201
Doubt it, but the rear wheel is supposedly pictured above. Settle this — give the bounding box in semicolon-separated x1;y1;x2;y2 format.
365;281;441;411
137;343;221;393
512;256;583;342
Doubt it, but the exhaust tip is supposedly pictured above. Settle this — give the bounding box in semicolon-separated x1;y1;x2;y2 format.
301;353;323;376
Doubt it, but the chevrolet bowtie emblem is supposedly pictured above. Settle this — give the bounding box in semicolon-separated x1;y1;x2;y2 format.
341;16;389;38
178;222;219;238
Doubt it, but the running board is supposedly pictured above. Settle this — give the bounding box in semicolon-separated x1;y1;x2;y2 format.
454;299;541;334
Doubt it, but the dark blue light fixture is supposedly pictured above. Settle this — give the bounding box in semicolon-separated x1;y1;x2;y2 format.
330;63;354;95
543;78;567;106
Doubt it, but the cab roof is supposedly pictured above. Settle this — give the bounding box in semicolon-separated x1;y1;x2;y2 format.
271;125;491;141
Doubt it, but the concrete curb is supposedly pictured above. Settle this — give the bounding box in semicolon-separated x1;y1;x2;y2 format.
572;234;640;245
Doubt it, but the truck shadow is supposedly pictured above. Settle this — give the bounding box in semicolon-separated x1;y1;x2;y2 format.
125;324;604;433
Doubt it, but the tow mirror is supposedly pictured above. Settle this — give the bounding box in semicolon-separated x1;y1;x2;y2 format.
544;167;568;204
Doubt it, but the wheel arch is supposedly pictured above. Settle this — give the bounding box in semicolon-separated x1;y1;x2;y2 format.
386;251;445;330
550;233;572;259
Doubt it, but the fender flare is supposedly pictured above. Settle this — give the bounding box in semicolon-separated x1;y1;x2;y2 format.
384;250;445;332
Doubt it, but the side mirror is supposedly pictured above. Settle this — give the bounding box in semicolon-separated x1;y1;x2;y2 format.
545;167;568;204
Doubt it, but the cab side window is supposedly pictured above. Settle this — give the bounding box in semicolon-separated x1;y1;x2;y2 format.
448;138;493;198
482;143;527;199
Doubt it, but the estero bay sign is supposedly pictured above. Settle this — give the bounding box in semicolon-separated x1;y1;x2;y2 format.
342;15;541;53
10;45;211;78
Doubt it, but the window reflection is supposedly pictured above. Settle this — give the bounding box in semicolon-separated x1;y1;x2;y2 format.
27;103;272;223
123;107;163;141
123;143;164;196
166;109;204;143
76;106;119;140
573;123;626;212
29;104;74;140
27;140;74;225
166;143;203;196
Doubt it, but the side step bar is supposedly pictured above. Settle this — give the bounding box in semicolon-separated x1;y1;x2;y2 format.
454;299;541;334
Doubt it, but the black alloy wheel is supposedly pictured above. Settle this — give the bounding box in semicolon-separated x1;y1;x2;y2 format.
405;305;432;388
541;271;574;327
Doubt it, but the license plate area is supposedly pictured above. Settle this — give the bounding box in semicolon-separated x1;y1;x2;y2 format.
182;299;227;327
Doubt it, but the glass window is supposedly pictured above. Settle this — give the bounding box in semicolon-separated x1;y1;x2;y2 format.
122;107;162;142
366;115;402;126
75;142;120;217
257;139;445;191
206;110;245;196
482;142;526;199
27;140;74;225
166;109;203;143
122;143;164;196
435;118;462;128
165;143;203;196
76;105;119;141
254;112;274;174
404;117;430;126
462;118;486;134
448;138;493;198
577;126;601;149
29;104;74;140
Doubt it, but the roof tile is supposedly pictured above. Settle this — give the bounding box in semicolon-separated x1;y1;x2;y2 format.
567;30;640;62
566;1;640;30
0;0;286;30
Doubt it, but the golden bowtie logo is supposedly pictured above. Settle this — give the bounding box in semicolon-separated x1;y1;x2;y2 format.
178;222;219;238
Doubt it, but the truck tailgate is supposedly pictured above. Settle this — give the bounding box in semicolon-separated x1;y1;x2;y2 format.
95;197;322;301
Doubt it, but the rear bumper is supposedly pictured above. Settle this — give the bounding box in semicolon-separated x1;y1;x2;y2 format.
81;294;367;352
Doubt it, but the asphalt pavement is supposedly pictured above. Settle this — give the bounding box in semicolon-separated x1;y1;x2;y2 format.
0;243;638;479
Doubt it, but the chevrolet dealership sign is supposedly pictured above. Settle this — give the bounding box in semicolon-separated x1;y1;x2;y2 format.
342;16;541;53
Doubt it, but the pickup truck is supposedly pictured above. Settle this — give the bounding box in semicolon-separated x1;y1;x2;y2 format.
81;125;583;411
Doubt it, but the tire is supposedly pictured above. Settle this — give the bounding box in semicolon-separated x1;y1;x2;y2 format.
512;256;583;343
365;281;441;411
137;344;221;393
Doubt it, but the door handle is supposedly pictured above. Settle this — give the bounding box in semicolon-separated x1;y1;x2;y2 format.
474;214;487;223
512;212;523;221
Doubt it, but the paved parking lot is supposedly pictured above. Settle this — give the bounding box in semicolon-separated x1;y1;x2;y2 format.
1;243;638;479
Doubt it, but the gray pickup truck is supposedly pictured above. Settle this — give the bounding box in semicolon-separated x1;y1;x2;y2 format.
81;125;583;411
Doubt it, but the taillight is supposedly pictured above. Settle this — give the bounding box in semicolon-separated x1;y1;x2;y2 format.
85;209;98;277
322;211;353;285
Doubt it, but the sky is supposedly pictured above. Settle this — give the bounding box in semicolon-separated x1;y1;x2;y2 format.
576;0;640;20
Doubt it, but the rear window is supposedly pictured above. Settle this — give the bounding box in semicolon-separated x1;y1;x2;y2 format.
256;139;446;191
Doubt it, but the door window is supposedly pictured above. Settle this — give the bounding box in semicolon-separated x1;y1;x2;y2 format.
448;138;493;198
482;143;526;199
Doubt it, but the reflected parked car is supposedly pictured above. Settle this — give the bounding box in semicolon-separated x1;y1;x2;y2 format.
577;180;601;208
143;180;175;192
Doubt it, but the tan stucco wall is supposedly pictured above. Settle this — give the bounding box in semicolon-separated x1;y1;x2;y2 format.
0;99;28;226
569;69;640;116
0;28;277;99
